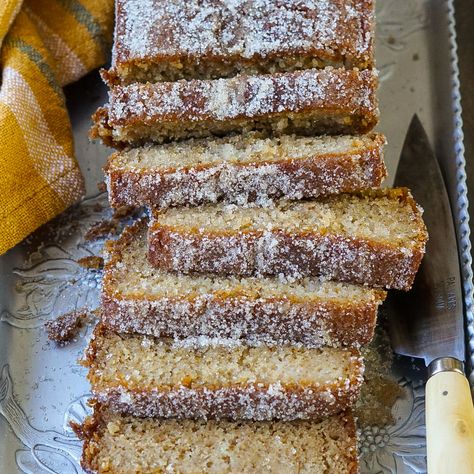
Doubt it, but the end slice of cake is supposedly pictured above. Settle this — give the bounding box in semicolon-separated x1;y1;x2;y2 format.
148;188;428;290
91;67;379;147
84;324;364;421
77;404;359;474
108;0;374;83
102;220;385;348
105;132;386;208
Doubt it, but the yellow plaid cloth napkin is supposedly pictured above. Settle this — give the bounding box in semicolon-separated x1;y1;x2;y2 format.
0;0;113;255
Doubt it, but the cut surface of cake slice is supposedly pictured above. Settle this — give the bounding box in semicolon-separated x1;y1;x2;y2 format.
105;132;386;208
109;0;374;83
84;324;364;421
77;404;359;474
92;67;379;147
148;188;428;290
102;221;385;348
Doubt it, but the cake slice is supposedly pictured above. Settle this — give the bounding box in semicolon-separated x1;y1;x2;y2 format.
105;132;386;208
108;0;374;84
102;221;385;348
148;188;428;290
77;404;359;474
84;324;364;421
92;67;379;147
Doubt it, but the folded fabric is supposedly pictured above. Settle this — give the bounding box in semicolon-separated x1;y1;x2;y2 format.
0;0;113;255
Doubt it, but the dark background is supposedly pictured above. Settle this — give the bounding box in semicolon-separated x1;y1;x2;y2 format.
455;0;473;206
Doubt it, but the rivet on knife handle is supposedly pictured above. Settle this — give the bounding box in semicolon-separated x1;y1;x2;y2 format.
426;357;474;474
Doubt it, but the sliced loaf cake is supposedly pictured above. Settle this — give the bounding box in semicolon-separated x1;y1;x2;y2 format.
102;221;385;348
84;324;364;421
77;404;359;473
105;132;386;208
92;67;379;147
108;0;374;83
148;188;428;290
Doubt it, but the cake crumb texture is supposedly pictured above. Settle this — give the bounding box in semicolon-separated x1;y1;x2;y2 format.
101;220;385;348
45;310;87;345
78;405;359;473
84;325;364;421
105;132;386;208
148;188;428;290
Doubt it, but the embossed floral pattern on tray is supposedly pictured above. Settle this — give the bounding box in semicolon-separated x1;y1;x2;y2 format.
359;377;426;474
0;182;429;474
0;1;469;473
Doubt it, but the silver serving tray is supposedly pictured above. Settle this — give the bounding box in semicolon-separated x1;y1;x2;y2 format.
0;1;471;472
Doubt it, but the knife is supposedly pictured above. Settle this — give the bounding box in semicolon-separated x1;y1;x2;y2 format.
388;114;474;473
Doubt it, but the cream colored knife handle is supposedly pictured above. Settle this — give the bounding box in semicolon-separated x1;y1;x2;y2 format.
426;358;474;474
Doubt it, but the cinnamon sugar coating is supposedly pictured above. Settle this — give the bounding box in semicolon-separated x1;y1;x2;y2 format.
148;188;428;290
105;132;386;208
91;67;379;147
101;221;385;348
45;310;87;345
109;0;374;83
84;325;364;421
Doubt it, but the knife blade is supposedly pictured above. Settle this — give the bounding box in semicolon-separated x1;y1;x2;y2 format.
388;114;464;365
388;115;474;474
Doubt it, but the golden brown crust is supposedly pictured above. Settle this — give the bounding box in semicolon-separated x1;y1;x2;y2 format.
91;67;379;147
84;325;365;421
107;69;378;127
94;381;362;421
75;401;103;474
148;227;424;290
101;220;385;348
77;256;104;270
45;310;87;345
101;293;379;348
90;107;115;147
110;0;374;83
105;133;387;208
148;188;428;290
